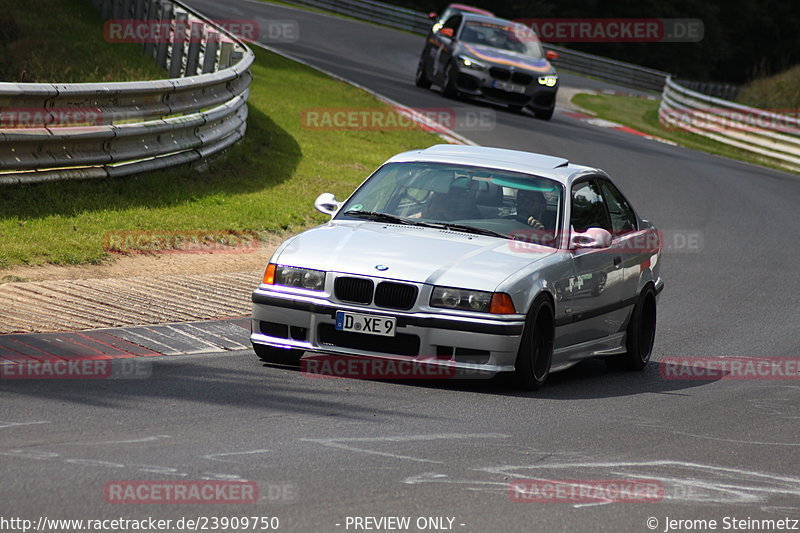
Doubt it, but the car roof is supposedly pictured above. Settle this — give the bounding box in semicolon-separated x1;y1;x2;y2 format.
447;4;494;16
385;145;602;185
459;13;520;27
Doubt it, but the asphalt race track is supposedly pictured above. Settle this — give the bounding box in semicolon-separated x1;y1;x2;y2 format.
2;2;800;531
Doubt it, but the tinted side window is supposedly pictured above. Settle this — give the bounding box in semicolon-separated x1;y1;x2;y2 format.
442;15;461;33
571;180;611;232
598;179;637;235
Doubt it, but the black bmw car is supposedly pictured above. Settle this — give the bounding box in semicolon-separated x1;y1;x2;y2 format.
416;13;559;120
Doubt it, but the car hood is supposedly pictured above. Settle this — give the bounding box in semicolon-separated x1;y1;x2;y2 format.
459;43;555;74
273;221;554;291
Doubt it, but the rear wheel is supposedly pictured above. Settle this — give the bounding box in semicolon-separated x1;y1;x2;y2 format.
415;60;432;89
253;343;303;366
610;286;657;370
513;295;555;390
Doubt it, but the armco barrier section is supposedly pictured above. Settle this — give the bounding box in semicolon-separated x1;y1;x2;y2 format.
0;0;253;185
282;0;668;92
659;76;800;172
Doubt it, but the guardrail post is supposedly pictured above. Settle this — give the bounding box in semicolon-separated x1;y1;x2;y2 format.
134;0;146;21
219;41;233;69
184;22;203;76
113;0;125;19
143;0;159;59
202;32;219;73
169;12;188;78
101;0;114;20
155;2;173;69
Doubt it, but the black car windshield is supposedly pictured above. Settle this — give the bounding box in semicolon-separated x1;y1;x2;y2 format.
336;162;563;247
459;21;544;59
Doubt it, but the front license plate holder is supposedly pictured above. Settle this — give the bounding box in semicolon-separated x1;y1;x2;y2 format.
493;80;526;94
335;311;396;337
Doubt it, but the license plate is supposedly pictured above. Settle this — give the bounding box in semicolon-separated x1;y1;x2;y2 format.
335;311;396;337
493;80;526;94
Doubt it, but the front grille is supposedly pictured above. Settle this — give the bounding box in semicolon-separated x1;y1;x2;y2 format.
489;68;532;86
334;277;373;304
489;67;510;80
512;72;533;85
317;324;420;356
374;282;418;310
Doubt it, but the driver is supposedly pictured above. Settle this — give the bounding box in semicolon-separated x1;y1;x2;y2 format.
516;189;547;230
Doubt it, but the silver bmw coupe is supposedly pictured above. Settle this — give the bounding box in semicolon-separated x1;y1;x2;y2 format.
251;145;663;389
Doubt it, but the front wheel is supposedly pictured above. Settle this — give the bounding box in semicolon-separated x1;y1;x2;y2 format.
534;106;554;121
441;62;460;98
415;60;432;89
253;343;303;366
612;286;657;370
513;295;555;390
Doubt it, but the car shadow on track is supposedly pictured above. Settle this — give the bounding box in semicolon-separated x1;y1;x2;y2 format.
261;354;722;400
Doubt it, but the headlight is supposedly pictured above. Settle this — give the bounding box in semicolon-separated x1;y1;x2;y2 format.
265;264;326;291
430;287;516;314
457;55;487;71
538;76;558;87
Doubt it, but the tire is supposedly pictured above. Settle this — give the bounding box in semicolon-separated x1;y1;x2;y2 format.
534;106;554;121
612;286;657;370
253;343;303;366
441;62;459;98
415;60;432;89
513;295;555;390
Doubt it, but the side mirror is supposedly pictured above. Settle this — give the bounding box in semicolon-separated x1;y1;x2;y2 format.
314;193;342;216
428;11;438;19
570;227;612;249
439;27;454;38
546;50;559;60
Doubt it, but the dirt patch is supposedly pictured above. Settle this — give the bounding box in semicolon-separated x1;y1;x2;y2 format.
0;233;289;284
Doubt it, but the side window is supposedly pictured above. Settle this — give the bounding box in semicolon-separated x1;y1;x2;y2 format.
441;15;461;36
598;179;637;235
570;180;611;233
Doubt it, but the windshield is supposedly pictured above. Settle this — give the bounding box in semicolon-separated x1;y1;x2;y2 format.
459;21;544;59
336;161;563;247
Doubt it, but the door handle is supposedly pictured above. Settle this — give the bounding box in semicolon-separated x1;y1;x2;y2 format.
613;256;622;268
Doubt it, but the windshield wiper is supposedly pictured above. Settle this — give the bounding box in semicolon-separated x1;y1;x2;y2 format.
344;210;415;225
421;222;509;239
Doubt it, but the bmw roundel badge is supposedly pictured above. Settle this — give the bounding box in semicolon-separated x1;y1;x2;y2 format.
375;265;389;271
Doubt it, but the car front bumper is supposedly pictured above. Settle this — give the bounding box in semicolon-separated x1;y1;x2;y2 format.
251;288;527;377
453;67;558;111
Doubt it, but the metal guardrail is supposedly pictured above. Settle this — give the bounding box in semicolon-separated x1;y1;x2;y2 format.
284;0;431;34
673;79;739;101
0;0;253;185
659;76;800;171
542;44;667;93
282;0;668;92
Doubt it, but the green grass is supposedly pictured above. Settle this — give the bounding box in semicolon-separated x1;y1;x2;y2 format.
571;93;796;174
0;0;164;82
0;46;442;269
738;65;800;110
